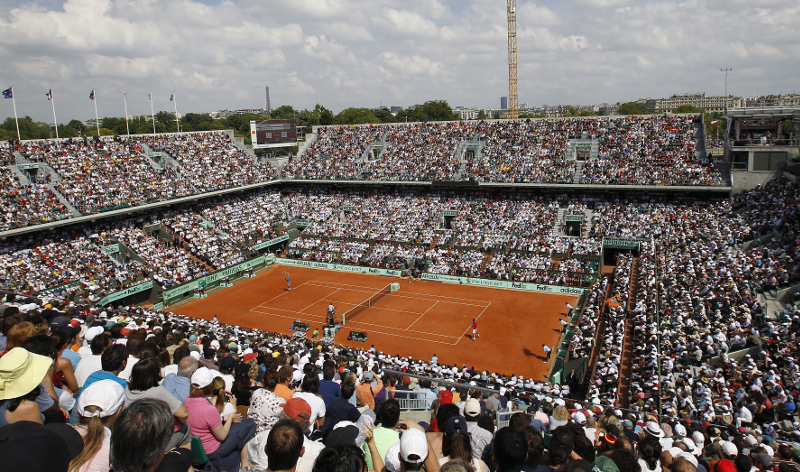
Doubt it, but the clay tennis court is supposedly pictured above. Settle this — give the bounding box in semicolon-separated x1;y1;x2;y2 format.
170;264;577;379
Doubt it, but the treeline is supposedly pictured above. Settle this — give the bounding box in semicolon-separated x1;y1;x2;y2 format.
0;100;461;142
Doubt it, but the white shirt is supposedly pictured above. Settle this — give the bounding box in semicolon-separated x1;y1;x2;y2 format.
292;391;326;430
118;355;139;382
74;355;104;387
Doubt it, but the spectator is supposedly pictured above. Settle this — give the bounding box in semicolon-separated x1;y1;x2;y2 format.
263;418;306;472
494;426;529;472
440;416;489;472
0;347;55;426
110;398;193;472
362;398;401;470
185;366;257;471
249;397;326;472
464;398;493;461
124;357;190;450
161;355;198;402
70;379;125;472
321;380;361;440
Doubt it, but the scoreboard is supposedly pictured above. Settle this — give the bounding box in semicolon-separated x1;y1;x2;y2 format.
250;119;297;149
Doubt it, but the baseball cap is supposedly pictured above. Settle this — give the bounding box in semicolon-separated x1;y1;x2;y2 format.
365;372;375;381
399;428;428;464
220;356;236;370
752;452;771;468
573;412;587;425
464;398;481;416
326;423;359;447
283;398;312;422
674;423;687;437
84;326;104;342
721;441;737;457
445;416;471;435
77;380;125;418
191;367;216;389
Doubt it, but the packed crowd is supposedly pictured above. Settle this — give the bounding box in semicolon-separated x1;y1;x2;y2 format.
5;268;800;472
20;138;195;214
463;119;578;183
581;116;721;186
145;132;278;192
284;125;385;180
0;166;72;231
0;116;729;232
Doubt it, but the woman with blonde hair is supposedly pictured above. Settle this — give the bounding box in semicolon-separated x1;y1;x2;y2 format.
549;404;570;431
69;380;125;472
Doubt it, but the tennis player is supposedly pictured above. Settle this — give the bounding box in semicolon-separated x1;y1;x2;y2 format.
284;271;291;291
472;319;480;341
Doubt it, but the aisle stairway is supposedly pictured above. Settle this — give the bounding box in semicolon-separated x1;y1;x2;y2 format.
615;257;640;408
551;208;566;237
44;184;82;217
574;161;584;184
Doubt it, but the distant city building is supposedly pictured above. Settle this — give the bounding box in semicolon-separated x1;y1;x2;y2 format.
208;108;268;119
501;97;508;110
452;107;482;120
390;106;403;114
644;93;741;114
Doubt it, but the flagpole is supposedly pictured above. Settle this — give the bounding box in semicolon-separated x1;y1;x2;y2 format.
50;88;59;139
10;87;20;141
123;89;130;136
149;90;156;135
172;91;180;133
92;89;100;136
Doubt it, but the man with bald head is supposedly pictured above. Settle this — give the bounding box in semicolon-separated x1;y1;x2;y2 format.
163;356;199;402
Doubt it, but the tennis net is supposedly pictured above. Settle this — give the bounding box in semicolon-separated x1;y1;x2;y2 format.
342;284;393;325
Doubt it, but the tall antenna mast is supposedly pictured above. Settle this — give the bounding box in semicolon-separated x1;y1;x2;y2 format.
507;0;519;119
266;84;272;114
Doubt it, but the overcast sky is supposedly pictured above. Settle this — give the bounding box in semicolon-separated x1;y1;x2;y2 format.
1;0;798;123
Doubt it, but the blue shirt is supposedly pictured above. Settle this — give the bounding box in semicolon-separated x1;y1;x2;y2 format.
62;349;81;372
318;379;341;407
161;374;191;403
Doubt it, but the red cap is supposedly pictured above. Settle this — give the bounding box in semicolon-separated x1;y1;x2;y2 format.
283;398;311;422
243;353;258;362
403;376;411;385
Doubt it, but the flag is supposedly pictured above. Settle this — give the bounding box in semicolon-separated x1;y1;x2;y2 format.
89;89;95;100
46;89;52;100
1;87;11;99
169;93;174;101
711;121;719;126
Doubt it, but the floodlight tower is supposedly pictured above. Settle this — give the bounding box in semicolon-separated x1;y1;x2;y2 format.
266;84;272;114
507;0;519;119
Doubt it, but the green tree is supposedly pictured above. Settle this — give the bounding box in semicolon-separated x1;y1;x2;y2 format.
67;119;87;136
420;100;459;121
0;116;54;140
673;105;704;114
332;108;380;125
617;102;648;115
395;107;428;123
373;109;396;123
782;119;794;135
269;105;296;120
477;110;487;120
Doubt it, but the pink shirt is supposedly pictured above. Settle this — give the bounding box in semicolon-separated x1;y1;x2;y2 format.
184;396;223;454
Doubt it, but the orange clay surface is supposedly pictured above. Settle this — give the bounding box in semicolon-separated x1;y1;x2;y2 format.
171;264;577;380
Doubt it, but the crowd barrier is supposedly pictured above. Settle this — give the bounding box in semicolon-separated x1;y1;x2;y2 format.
98;281;154;306
163;255;271;306
275;258;402;277
419;273;587;295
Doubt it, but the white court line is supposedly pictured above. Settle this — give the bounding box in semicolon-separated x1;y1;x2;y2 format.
248;307;460;344
306;281;491;308
256;280;312;307
406;300;438;330
249;306;460;339
299;288;340;313
455;302;491;346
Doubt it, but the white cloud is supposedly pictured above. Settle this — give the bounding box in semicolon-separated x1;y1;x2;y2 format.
0;0;797;123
